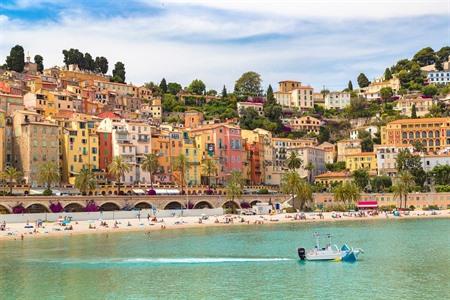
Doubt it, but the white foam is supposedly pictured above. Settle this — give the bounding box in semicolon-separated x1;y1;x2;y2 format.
121;257;292;264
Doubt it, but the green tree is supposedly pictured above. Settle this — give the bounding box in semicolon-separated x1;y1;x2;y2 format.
333;181;360;206
172;154;189;194
285;151;303;170
318;126;331;143
6;45;25;72
357;73;370;88
62;48;84;67
34;54;44;72
83;52;95;71
2;167;22;195
371;175;392;193
111;61;126;83
380;87;393;101
266;84;274;101
422;85;438;97
226;171;243;210
75;168;97;195
263;84;282;127
325;161;346;172
38;162;60;194
396;149;426;187
435;60;443;71
304;162;315;183
159;78;168;94
188;79;206;95
348;80;353;91
201;159;218;190
234;71;262;100
281;171;312;211
412;47;435;66
384;68;393;80
141;153;160;189
352;169;369;191
411;141;425;153
411;104;417;118
221;85;228;98
393;171;414;208
94;56;108;74
108;156;131;195
430;165;450;185
167;82;182;95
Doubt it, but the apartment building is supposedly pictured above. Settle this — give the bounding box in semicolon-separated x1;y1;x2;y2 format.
324;91;351;109
274;80;314;110
381;117;450;153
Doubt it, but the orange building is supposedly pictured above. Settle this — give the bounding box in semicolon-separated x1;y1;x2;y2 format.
381;117;450;152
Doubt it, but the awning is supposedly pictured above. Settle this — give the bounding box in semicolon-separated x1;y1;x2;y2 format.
357;201;378;208
151;188;180;195
29;189;45;195
133;188;146;195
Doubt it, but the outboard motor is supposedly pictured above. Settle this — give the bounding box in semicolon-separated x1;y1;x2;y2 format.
298;248;306;260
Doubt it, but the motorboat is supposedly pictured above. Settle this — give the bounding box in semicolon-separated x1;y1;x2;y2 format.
297;233;363;262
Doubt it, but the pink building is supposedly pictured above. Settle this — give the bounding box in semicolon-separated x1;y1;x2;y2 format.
189;124;243;184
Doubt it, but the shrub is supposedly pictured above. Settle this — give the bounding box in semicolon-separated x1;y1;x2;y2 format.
423;205;439;211
435;185;450;193
257;188;269;194
43;189;53;196
409;205;416;211
379;205;396;212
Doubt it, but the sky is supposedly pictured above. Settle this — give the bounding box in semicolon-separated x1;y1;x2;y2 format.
0;0;449;91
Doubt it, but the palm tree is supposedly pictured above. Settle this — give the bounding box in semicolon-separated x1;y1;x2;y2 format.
285;151;303;170
281;171;313;210
38;162;60;193
3;167;22;195
108;156;131;195
172;154;189;194
75;168;97;195
393;171;414;209
201;159;218;191
141;153;160;189
333;181;360;207
226;170;243;211
281;171;302;208
305;162;315;183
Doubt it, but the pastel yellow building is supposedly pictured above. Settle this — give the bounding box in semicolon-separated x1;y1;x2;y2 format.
183;133;202;186
58;113;100;184
0;109;5;172
345;152;377;174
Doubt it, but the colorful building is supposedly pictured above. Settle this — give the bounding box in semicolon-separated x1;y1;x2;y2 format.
12;110;59;185
345;152;377;174
381;117;450;153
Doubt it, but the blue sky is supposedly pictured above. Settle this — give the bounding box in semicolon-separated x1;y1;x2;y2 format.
0;0;449;91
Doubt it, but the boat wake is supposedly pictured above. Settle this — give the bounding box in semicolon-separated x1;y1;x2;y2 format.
32;257;292;266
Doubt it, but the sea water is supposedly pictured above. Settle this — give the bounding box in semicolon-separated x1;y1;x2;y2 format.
0;218;448;299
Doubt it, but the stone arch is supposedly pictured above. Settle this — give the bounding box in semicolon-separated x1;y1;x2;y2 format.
222;200;240;210
164;201;185;210
100;202;121;211
64;203;85;213
25;203;50;213
101;191;106;195
134;202;153;210
193;201;214;209
0;204;11;214
250;200;261;207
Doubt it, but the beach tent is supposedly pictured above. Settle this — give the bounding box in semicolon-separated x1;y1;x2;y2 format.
151;188;180;195
132;189;146;195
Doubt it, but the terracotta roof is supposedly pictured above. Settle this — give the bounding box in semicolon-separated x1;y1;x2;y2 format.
389;117;450;124
97;111;122;119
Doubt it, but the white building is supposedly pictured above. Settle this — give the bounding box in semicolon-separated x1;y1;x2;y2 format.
427;71;450;85
287;146;326;182
421;154;450;172
350;125;378;140
324;91;351;109
237;102;264;116
375;145;413;177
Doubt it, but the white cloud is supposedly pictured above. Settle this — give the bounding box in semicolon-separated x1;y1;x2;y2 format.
0;1;448;91
153;0;449;19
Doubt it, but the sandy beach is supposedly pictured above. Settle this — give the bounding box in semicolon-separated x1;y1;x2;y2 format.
1;210;449;241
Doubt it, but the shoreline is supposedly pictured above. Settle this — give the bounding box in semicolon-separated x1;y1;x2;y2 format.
1;210;449;242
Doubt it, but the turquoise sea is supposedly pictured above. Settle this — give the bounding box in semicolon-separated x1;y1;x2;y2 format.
0;218;449;299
